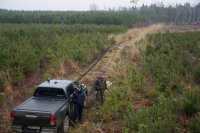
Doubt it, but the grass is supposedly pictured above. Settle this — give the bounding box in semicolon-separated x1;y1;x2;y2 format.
91;31;200;132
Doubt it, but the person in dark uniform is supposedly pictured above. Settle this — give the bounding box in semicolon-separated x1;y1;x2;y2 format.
95;74;107;106
72;86;85;123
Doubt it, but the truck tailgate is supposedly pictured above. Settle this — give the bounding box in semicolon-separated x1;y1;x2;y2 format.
14;110;50;126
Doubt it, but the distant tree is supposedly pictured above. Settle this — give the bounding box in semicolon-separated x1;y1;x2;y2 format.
89;4;98;11
130;0;138;9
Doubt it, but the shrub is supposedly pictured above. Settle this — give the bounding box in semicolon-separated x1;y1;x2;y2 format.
144;32;200;92
0;93;5;104
182;89;200;117
98;65;143;121
0;72;5;88
189;112;200;133
193;66;200;85
98;84;133;121
124;95;178;133
148;89;160;102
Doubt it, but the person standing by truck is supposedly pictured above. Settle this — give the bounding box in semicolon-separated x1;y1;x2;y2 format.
72;86;85;123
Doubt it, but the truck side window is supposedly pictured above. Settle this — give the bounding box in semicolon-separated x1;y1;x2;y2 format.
66;84;75;96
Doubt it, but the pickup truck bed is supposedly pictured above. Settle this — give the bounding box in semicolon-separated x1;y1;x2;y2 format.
17;97;66;113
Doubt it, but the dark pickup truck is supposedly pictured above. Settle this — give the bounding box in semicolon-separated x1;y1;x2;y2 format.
10;79;86;133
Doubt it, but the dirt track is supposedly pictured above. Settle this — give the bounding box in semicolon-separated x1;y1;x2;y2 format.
79;24;164;87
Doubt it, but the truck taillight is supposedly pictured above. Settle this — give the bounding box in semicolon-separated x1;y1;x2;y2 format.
10;111;14;122
50;115;57;126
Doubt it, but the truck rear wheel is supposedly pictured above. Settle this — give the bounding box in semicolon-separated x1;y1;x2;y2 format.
60;115;69;133
63;115;69;133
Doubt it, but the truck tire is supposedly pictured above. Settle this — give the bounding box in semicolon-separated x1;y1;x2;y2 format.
61;115;70;133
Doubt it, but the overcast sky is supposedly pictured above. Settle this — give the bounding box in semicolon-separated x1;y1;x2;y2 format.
0;0;199;11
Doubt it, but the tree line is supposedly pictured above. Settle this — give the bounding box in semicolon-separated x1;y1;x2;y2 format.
0;10;145;26
140;3;200;24
0;3;199;26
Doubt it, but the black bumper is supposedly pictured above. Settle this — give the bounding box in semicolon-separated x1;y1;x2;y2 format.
11;124;57;133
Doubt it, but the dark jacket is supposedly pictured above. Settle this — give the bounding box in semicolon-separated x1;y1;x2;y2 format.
72;90;85;107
